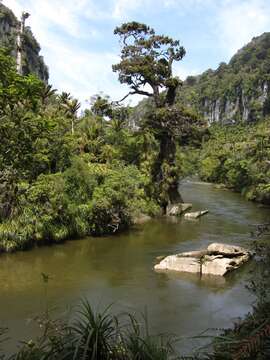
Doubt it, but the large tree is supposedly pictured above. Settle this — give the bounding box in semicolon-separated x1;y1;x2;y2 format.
113;22;200;212
112;22;185;108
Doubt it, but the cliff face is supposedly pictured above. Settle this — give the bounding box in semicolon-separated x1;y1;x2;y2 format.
201;81;268;124
178;33;270;124
0;3;49;82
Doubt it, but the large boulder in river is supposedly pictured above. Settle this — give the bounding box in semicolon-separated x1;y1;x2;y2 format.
154;243;251;277
155;250;207;273
155;254;200;273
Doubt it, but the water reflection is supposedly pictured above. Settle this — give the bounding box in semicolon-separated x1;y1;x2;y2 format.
0;181;269;354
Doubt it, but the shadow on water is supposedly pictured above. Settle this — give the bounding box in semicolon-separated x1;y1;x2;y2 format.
0;181;269;354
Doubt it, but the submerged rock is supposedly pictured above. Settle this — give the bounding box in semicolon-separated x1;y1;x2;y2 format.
184;210;209;219
154;243;251;277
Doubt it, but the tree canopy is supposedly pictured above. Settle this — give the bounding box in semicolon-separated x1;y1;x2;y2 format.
113;22;203;211
112;21;185;107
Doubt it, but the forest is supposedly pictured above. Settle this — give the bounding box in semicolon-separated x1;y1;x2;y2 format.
0;5;270;359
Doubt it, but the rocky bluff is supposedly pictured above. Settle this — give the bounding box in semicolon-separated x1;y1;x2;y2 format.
177;33;270;124
0;3;49;82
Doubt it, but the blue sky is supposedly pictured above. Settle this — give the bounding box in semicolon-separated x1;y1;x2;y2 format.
3;0;270;106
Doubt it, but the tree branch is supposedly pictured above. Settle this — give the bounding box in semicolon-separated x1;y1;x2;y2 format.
116;91;136;103
115;88;153;104
131;86;153;97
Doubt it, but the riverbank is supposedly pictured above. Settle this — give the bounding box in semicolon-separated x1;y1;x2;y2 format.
179;119;270;205
0;159;159;254
0;181;267;355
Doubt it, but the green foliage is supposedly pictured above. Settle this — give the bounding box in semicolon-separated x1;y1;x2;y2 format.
0;157;158;252
113;21;185;107
112;22;205;209
175;147;200;178
198;119;270;202
177;32;270;123
0;48;162;253
200;157;222;182
1;300;177;359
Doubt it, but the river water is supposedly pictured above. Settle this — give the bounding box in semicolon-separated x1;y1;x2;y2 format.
0;181;269;355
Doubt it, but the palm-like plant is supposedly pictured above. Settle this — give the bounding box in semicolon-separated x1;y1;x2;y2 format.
71;300;118;359
58;92;81;134
40;84;56;105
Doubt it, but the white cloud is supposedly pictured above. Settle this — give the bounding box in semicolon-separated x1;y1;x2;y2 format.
216;0;270;57
4;0;101;39
162;0;215;11
2;0;148;106
112;0;144;19
2;0;21;16
174;63;200;81
3;0;270;108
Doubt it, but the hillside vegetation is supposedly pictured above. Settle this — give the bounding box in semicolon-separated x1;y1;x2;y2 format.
177;32;270;124
183;120;270;204
172;33;270;203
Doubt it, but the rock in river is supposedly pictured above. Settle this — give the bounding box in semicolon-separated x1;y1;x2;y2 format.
167;203;192;216
154;243;251;277
184;210;209;219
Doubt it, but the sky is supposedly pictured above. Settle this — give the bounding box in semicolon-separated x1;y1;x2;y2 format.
3;0;270;106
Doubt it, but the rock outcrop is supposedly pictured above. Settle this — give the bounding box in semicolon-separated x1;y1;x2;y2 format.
132;33;270;127
0;3;49;82
177;32;270;124
167;203;192;216
154;243;251;276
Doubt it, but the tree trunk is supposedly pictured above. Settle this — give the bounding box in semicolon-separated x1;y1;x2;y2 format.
165;78;180;106
152;133;183;214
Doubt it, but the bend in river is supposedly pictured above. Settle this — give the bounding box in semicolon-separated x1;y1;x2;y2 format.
1;180;269;354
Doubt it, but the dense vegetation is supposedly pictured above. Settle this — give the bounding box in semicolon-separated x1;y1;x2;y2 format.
0;21;204;253
199;120;270;203
0;4;270;358
0;47;165;253
112;22;204;211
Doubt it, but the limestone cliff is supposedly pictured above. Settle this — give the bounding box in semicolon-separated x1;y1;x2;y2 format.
177;33;270;124
0;3;49;82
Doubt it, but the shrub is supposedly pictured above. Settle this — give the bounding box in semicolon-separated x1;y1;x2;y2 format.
0;159;158;252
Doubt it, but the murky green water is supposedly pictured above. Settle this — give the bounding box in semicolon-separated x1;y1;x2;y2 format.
1;181;269;354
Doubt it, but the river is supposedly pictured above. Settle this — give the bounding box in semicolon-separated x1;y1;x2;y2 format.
0;180;269;355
